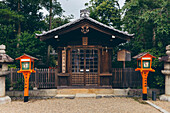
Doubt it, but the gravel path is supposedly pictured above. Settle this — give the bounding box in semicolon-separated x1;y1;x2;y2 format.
0;98;160;113
151;100;170;112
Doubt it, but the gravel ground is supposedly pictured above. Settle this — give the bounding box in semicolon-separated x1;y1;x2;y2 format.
151;100;170;112
0;98;160;113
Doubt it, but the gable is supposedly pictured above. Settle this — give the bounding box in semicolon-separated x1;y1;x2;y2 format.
36;17;134;41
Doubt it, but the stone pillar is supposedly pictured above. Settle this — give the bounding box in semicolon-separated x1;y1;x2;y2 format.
159;45;170;101
0;44;13;104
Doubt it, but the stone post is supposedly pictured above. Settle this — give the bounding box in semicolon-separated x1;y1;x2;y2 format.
159;45;170;101
0;44;13;104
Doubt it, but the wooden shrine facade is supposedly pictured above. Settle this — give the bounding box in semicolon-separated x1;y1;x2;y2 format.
36;10;134;87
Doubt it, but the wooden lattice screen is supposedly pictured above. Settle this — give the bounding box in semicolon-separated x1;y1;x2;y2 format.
71;48;98;86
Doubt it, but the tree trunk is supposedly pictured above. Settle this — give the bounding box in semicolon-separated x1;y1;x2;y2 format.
49;0;52;30
47;0;52;66
17;0;21;48
153;27;156;47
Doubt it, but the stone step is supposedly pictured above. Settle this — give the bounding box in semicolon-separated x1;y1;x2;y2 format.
55;94;115;98
75;93;96;98
6;89;129;97
57;89;114;95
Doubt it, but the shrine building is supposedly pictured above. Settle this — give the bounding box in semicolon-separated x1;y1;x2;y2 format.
36;9;134;87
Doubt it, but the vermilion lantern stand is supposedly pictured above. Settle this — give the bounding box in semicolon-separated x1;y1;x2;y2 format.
133;52;156;100
16;54;38;102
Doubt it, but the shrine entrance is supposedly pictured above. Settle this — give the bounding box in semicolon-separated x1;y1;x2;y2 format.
71;48;98;86
36;9;134;87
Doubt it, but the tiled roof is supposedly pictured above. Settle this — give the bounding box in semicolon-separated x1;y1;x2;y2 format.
133;52;149;59
36;17;134;38
15;53;38;60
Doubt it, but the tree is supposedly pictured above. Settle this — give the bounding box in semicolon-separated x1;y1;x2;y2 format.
85;0;122;30
0;1;24;55
122;0;169;88
40;0;64;66
44;15;74;29
4;0;46;33
40;0;63;30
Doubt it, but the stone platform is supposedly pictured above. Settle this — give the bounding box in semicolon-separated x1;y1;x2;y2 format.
6;89;129;97
159;95;170;102
0;96;11;104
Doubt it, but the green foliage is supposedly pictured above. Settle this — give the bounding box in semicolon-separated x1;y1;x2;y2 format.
86;0;122;29
4;0;47;33
122;0;169;88
8;64;17;69
51;15;74;29
44;15;74;29
5;77;11;91
40;0;63;17
16;31;48;67
12;78;24;91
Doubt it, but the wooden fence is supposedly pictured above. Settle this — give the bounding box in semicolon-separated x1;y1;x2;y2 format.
8;68;57;89
7;68;142;89
112;68;142;88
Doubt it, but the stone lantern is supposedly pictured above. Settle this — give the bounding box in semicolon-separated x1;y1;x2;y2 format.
0;44;13;104
159;45;170;101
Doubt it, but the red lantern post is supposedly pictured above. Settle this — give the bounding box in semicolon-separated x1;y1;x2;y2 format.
133;52;156;100
16;54;38;102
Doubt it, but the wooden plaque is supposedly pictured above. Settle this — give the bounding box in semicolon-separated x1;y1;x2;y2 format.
62;50;66;73
82;37;88;45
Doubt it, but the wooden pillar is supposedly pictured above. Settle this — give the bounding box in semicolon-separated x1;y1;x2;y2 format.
67;48;71;86
123;61;125;68
55;69;58;87
47;45;51;66
98;48;101;86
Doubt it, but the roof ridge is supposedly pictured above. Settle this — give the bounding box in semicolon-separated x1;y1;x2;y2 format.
36;17;134;38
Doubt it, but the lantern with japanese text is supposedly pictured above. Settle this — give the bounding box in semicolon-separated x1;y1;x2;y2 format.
16;54;38;102
133;52;156;100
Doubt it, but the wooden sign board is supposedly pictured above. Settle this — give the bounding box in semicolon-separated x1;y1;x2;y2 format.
82;37;88;45
62;50;66;73
117;49;131;61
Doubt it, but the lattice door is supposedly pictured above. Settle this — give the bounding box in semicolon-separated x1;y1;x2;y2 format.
71;48;98;86
85;49;98;85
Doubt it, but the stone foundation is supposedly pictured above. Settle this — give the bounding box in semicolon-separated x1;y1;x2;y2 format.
159;95;170;101
0;96;11;104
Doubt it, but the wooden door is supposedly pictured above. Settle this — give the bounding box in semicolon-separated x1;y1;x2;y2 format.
71;48;98;86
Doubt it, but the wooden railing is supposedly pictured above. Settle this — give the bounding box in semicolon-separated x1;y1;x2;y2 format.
7;68;142;89
112;68;142;88
8;68;57;89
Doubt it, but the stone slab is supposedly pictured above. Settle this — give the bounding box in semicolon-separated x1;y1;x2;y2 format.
75;93;96;98
146;101;169;113
0;77;5;97
96;95;102;99
55;94;75;98
165;76;170;95
0;96;11;104
6;89;58;97
113;89;129;96
57;89;114;95
159;95;170;102
96;94;115;98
